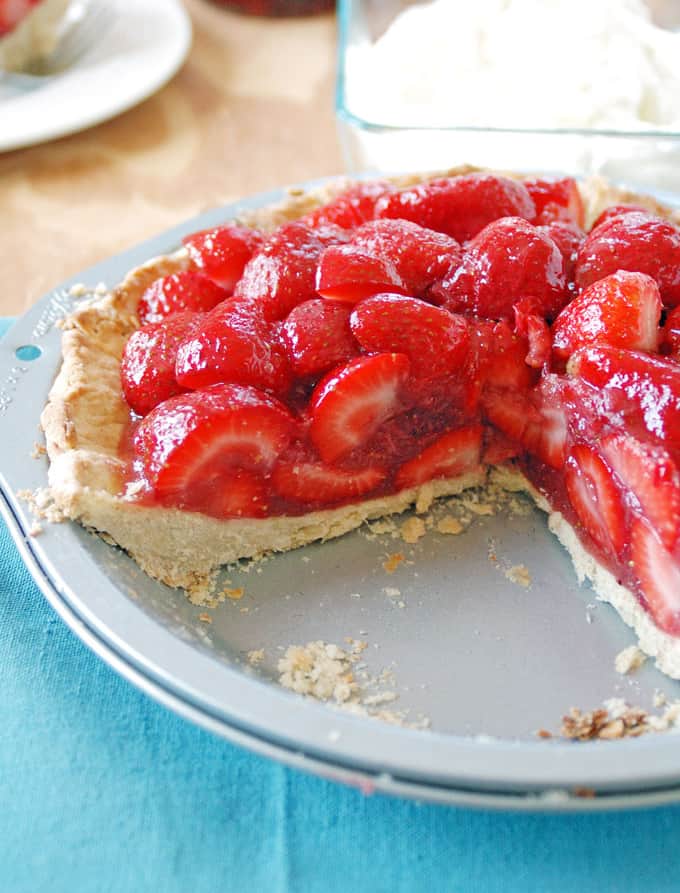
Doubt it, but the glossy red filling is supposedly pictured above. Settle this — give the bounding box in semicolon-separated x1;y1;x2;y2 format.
119;173;680;635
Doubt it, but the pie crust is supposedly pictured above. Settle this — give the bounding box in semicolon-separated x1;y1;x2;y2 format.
40;167;680;677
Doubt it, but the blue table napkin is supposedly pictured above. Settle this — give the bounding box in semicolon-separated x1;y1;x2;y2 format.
2;317;680;893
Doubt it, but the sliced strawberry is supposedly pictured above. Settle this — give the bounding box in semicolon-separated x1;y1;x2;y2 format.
481;389;532;443
482;380;567;469
272;461;385;504
134;383;296;508
235;221;346;320
200;470;269;519
631;519;680;635
183;224;264;291
281;299;358;377
316;246;406;303
121;311;202;416
175;302;292;395
552;271;662;361
433;217;567;320
663;305;680;358
600;433;680;550
302;181;393;229
321;218;462;302
590;204;650;231
568;347;680;445
482;429;523;465
565;444;625;557
476;319;537;391
575;212;680;306
524;176;585;227
309;353;410;464
350;295;469;380
395;425;483;490
137;272;229;325
374;173;535;243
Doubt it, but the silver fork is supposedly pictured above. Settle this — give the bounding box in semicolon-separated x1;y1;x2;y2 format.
0;1;113;93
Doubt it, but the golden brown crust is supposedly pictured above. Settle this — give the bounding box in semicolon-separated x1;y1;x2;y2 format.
41;169;680;606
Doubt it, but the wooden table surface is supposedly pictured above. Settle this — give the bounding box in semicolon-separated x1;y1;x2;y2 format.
0;0;342;316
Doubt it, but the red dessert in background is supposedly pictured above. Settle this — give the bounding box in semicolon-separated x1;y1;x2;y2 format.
0;0;69;71
0;0;41;36
118;172;680;638
207;0;334;17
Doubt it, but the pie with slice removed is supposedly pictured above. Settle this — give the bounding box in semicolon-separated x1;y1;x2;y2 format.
41;167;680;678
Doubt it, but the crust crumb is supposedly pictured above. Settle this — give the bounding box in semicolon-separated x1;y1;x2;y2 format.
654;690;668;708
224;587;244;601
504;564;531;588
461;496;496;516
436;515;464;535
277;639;429;729
185;572;219;607
383;552;405;574
557;695;680;741
28;520;43;537
400;516;426;544
17;487;66;524
198;613;213;624
368;518;398;537
30;442;47;459
614;644;647;675
415;483;435;514
278;641;358;703
247;649;265;666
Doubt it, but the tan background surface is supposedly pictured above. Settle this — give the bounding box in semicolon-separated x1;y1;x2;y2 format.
0;0;342;315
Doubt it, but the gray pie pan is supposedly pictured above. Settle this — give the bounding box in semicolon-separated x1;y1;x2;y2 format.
3;183;680;812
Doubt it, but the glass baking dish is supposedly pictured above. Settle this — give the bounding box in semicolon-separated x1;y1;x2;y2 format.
335;0;680;199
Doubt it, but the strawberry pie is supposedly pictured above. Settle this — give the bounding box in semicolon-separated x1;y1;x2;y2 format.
0;0;70;71
41;168;680;678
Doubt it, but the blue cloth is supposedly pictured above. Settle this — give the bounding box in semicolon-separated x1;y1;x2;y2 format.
2;318;680;892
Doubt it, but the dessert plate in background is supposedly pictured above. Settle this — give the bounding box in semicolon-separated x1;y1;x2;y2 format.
0;0;191;152
3;184;680;811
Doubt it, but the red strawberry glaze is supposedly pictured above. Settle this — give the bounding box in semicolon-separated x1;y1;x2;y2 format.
576;212;680;307
552;271;661;362
524;176;585;228
138;272;229;325
317;219;462;303
374;173;535;243
432;217;568;320
183;225;264;292
301;181;394;229
121;311;203;416
118;176;680;637
234;221;348;321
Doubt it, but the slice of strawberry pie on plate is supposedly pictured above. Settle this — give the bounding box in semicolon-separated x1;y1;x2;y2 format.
41;166;680;680
0;0;70;71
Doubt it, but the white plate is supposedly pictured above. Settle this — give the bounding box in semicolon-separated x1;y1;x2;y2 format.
0;0;192;152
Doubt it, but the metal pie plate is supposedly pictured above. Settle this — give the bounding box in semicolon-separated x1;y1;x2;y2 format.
3;183;680;812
